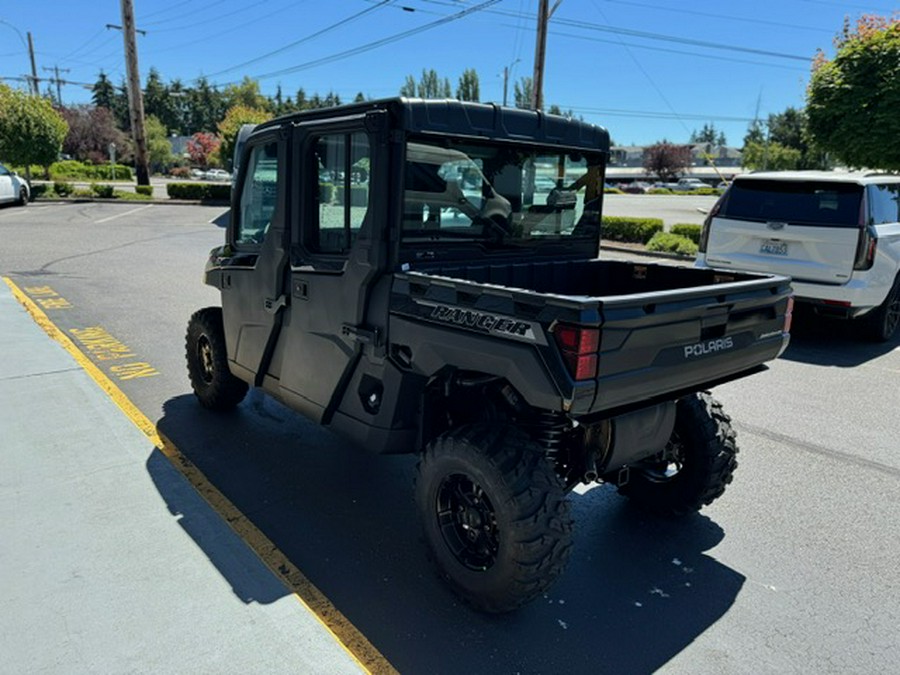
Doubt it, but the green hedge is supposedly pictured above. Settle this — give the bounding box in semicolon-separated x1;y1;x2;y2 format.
50;160;132;181
166;182;231;201
646;232;699;256
601;216;664;244
91;183;115;198
670;223;702;244
54;181;74;197
135;185;153;196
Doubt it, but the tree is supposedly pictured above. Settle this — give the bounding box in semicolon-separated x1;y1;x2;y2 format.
186;132;220;169
690;122;726;146
59;104;129;164
92;71;116;110
188;77;226;133
217;105;272;170
513;77;533;109
807;15;900;170
400;75;416;97
145;115;174;173
642;141;692;182
457;69;480;102
741;141;802;171
0;84;68;179
411;69;451;98
223;76;269;111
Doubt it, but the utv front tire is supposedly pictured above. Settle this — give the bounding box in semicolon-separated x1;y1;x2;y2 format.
186;307;248;410
618;392;737;516
415;424;573;613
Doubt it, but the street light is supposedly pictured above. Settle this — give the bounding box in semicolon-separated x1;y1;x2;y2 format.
502;58;520;107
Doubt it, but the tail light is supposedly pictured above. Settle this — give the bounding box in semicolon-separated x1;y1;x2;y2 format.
553;323;600;381
853;192;876;271
853;226;877;271
699;193;725;253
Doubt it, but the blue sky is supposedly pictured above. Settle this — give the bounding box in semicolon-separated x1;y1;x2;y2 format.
1;0;895;145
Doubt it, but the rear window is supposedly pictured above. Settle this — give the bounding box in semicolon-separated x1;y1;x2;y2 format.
721;179;863;227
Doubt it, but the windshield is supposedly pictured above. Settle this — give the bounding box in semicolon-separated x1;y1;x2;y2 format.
401;139;604;249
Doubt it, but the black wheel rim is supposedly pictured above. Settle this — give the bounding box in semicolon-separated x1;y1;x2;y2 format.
884;288;900;337
197;335;215;384
436;473;499;571
639;436;684;483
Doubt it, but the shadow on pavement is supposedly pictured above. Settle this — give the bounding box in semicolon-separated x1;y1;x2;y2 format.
155;392;745;674
210;209;229;228
780;307;899;367
145;448;287;605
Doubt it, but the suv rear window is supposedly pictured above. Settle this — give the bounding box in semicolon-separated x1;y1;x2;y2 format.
722;179;863;227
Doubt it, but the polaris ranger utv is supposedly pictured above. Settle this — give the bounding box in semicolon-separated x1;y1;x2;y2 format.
186;98;792;612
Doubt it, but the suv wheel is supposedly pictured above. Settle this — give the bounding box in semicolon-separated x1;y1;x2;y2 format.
185;307;249;410
415;424;573;613
17;186;27;206
863;276;900;342
618;392;738;516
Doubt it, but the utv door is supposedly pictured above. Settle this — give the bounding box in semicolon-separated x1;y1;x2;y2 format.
219;132;291;386
276;124;382;423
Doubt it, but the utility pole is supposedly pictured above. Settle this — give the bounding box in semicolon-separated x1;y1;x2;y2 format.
531;0;562;111
117;0;150;185
27;32;39;96
42;65;71;105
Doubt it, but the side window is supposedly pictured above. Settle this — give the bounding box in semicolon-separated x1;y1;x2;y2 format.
236;142;279;246
313;132;370;254
868;184;900;225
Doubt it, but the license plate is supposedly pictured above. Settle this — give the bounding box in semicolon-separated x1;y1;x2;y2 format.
760;240;788;256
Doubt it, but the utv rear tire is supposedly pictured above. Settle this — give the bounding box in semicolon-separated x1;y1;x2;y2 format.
863;276;900;342
618;392;737;516
415;424;573;613
186;307;248;411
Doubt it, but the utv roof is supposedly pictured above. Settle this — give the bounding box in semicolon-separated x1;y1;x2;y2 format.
740;170;900;185
253;97;610;154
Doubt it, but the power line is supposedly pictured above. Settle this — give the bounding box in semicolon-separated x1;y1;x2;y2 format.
199;0;393;81
546;28;808;72
212;0;502;87
588;0;834;35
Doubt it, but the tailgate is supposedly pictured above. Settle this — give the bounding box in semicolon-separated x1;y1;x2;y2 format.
706;178;864;284
705;216;859;284
590;276;792;414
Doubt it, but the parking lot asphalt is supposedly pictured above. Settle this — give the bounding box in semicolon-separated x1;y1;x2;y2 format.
0;282;371;674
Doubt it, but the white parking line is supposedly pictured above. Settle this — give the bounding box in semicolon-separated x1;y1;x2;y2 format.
94;204;154;224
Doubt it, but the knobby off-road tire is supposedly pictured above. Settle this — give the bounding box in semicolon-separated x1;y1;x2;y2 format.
415;424;573;613
863;275;900;343
618;392;738;516
185;307;248;411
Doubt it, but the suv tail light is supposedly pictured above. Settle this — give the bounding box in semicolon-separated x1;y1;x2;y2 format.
699;193;725;253
854;226;877;271
553;323;600;381
853;192;877;271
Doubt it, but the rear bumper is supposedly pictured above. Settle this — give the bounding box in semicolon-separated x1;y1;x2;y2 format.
696;256;890;317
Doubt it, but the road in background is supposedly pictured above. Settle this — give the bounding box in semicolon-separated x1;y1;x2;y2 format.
1;202;897;674
604;193;718;226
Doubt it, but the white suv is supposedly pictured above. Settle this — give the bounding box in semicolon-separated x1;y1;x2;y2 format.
696;171;900;341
